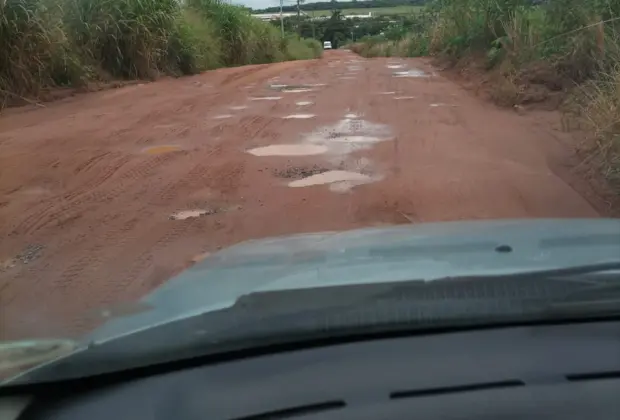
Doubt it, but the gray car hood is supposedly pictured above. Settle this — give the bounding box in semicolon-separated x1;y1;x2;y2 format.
87;219;620;342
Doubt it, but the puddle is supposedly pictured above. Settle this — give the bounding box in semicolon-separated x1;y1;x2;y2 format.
303;117;393;154
247;144;328;156
229;105;248;111
268;84;317;93
339;76;356;80
347;66;362;72
283;114;315;119
393;69;429;78
212;114;232;119
288;170;373;190
344;113;360;118
250;96;282;101
378;91;396;95
296;101;313;106
283;88;313;93
387;64;405;69
394;96;418;100
142;145;183;155
169;209;212;220
273;165;328;179
430;103;456;107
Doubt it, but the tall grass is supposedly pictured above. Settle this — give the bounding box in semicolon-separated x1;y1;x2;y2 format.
0;0;321;108
351;0;620;194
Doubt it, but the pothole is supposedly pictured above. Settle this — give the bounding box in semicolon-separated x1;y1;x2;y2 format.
394;96;417;100
430;103;457;107
296;101;313;106
142;145;183;155
268;84;316;93
247;144;328;156
283;114;315;119
378;91;396;95
229;105;248;111
387;64;405;69
212;114;232;119
169;209;214;220
288;170;374;189
393;69;428;78
250;96;282;101
272;164;329;179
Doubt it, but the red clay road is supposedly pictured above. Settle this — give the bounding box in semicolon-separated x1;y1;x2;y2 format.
0;50;601;339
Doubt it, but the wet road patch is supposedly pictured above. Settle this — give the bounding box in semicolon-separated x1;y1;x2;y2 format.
288;170;375;191
296;101;313;106
247;144;328;156
283;114;315;119
268;84;318;93
212;114;232;119
272;165;328;179
169;209;213;220
393;69;428;78
250;96;282;101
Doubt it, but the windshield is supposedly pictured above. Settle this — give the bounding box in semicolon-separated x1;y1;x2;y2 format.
1;0;620;385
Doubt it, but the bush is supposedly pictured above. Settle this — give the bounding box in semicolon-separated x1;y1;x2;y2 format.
1;0;321;109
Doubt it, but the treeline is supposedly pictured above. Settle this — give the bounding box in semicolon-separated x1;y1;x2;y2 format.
0;0;321;109
253;0;426;13
276;11;416;48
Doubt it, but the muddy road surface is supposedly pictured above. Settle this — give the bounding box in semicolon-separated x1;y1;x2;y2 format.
0;50;600;339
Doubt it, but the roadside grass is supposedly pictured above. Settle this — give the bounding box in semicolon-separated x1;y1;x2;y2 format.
0;0;321;109
351;0;620;195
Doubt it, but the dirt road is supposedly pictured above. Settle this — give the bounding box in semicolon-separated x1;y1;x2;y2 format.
0;50;601;339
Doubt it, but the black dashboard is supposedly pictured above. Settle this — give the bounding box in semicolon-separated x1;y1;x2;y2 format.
4;320;620;420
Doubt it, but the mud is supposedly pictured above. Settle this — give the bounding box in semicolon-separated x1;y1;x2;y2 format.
0;50;605;340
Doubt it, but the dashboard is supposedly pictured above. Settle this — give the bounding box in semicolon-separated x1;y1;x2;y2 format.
3;320;620;420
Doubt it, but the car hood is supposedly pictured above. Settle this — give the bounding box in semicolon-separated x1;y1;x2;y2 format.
87;219;620;343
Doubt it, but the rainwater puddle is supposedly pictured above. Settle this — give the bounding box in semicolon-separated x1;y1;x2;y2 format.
283;114;315;119
378;91;396;95
303;117;393;154
247;144;328;156
288;170;373;190
142;145;183;155
212;114;232;119
430;103;457;107
170;209;210;220
339;76;356;80
393;69;429;78
229;105;248;111
250;96;282;101
296;101;314;106
394;96;418;100
269;84;316;93
344;113;360;118
386;64;405;69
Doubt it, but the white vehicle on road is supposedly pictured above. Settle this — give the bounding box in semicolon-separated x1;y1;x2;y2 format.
323;41;332;50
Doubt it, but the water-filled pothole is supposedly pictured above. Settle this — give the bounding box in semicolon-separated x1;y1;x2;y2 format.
393;69;428;78
272;165;328;179
296;101;313;106
269;84;316;93
387;64;405;69
169;209;213;220
142;145;183;155
250;96;282;101
212;114;232;119
283;114;315;119
288;170;374;190
247;144;328;156
229;105;248;111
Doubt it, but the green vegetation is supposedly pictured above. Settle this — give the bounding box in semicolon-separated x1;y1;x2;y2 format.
253;0;426;14
304;5;422;17
351;0;620;194
0;0;321;108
